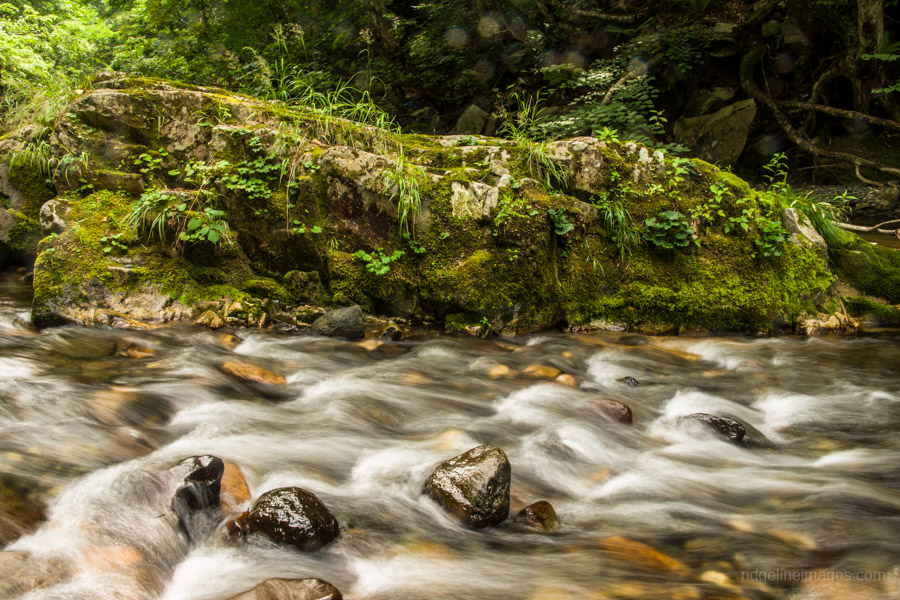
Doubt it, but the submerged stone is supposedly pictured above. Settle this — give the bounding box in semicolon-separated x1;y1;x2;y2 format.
591;397;633;424
228;578;343;600
248;487;340;551
311;305;365;340
684;413;746;444
221;360;287;386
424;445;511;529
511;500;560;533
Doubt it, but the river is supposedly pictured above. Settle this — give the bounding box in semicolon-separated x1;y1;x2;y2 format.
0;272;898;600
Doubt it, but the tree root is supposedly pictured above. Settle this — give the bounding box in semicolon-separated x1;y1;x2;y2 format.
837;218;900;239
741;46;900;181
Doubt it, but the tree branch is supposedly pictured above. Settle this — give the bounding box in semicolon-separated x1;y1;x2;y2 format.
779;100;900;133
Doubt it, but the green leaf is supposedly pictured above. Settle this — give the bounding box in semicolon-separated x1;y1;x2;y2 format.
207;229;220;243
187;217;202;231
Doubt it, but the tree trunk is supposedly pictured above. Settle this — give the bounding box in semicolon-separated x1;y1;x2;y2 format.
857;0;884;57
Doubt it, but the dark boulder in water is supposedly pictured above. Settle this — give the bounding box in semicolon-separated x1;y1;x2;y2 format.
684;413;746;444
171;455;224;541
311;305;365;340
424;445;511;529
248;487;340;551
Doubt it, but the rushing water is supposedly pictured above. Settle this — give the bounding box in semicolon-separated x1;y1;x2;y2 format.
0;274;899;600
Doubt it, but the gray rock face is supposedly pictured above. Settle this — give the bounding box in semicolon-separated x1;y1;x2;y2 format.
248;487;340;551
424;445;511;529
228;578;342;600
39;199;69;234
674;99;757;165
311;305;365;340
782;207;827;257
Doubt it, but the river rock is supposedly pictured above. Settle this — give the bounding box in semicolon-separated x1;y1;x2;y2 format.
554;373;578;387
591;397;633;424
523;364;562;379
221;361;287;386
511;500;559;533
424;445;511;529
88;388;171;427
311;305;365;340
684;413;746;444
379;321;404;341
0;551;70;597
221;462;252;512
599;536;691;576
172;455;224;541
0;477;46;545
248;487;340;551
228;578;343;600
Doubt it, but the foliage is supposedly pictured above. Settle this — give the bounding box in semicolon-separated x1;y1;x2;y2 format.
529;27;706;153
382;144;426;236
499;91;567;190
126;189;232;252
643;210;697;250
594;194;639;261
0;0;113;128
547;208;573;236
759;153;848;247
354;247;404;275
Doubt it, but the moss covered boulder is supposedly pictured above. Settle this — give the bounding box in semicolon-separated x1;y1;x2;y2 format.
1;76;887;334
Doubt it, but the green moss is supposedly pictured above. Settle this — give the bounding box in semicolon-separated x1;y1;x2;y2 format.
843;296;900;325
8;162;54;216
831;236;900;304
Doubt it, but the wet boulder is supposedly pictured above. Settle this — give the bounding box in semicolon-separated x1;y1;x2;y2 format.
228;578;342;600
510;500;559;533
248;487;340;551
424;445;511;529
684;413;746;444
311;305;365;340
171;455;224;541
591;397;633;424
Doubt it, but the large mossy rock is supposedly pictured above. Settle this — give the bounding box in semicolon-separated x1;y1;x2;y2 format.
424;445;511;529
0;76;878;334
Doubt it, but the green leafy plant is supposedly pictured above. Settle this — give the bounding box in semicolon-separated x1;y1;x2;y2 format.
180;207;230;245
100;233;127;254
643;210;697;249
126;189;232;252
382;144;426;236
402;232;426;254
548;208;574;236
499;91;568;190
133;149;168;175
594;194;639;261
354;247;405;275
